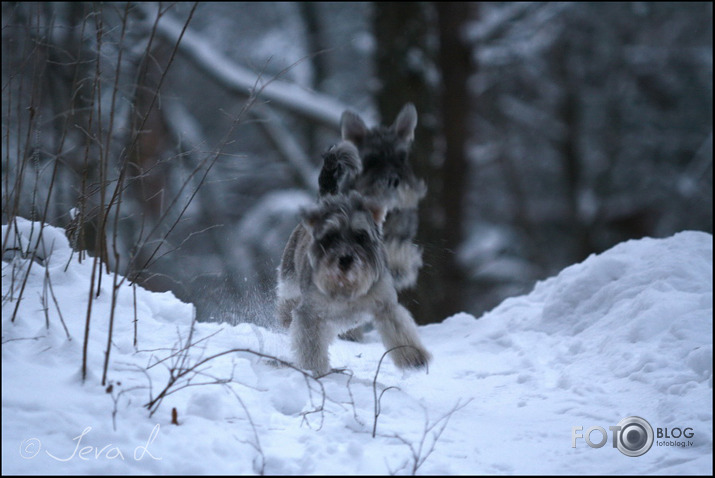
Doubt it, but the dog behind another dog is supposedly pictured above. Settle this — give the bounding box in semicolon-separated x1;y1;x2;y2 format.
276;191;431;376
339;103;427;291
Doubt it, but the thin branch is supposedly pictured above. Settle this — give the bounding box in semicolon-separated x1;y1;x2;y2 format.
387;399;472;475
372;345;429;438
43;257;72;341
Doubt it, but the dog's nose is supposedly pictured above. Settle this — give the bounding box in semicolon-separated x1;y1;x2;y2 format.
339;254;354;271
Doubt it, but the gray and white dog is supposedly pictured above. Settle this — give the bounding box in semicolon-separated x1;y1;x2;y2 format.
276;191;431;376
339;103;427;291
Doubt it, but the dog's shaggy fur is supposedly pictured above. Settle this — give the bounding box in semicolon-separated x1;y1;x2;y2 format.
276;192;431;376
339;103;426;291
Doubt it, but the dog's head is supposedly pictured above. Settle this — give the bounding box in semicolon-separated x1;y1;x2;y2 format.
301;192;386;300
340;103;427;209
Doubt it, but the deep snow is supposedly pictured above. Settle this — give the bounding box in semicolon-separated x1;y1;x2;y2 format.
2;218;712;474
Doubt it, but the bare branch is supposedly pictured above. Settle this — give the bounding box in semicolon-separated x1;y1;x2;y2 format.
372;345;429;438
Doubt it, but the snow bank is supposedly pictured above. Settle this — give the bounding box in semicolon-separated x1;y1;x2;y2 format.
2;217;73;268
2;221;712;474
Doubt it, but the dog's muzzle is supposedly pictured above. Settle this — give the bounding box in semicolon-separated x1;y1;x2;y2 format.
314;254;375;300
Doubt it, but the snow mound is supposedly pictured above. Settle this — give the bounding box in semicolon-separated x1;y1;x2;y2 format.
2;217;72;267
2;221;712;475
507;231;713;393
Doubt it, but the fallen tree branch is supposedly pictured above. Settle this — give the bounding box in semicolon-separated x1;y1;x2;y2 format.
134;3;349;130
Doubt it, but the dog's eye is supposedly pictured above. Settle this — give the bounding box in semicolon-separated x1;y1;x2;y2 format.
354;231;371;246
319;232;340;249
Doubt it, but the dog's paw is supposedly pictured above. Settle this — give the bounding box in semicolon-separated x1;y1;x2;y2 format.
338;326;365;342
390;344;432;370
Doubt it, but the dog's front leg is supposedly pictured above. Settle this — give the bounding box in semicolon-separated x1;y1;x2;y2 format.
373;302;432;370
290;302;334;376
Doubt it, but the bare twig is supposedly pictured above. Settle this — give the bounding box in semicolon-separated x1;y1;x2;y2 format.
372;345;429;438
43;256;71;340
224;386;266;475
106;380;145;432
132;282;138;349
387;399;472;475
1;335;46;344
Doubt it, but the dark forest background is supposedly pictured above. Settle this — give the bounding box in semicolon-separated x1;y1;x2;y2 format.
3;2;712;325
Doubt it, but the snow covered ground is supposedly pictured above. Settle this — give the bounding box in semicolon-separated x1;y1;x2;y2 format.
2;218;712;475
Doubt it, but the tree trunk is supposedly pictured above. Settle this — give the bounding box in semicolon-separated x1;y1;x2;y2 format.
372;2;473;323
435;2;473;319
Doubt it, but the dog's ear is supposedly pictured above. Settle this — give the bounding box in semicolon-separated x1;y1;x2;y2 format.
392;103;417;143
341;111;368;148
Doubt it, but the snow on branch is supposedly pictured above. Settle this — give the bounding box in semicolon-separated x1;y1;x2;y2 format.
135;3;349;130
250;103;319;193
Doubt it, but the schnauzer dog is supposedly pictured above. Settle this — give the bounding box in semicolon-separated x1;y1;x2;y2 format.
276;191;432;376
338;103;427;291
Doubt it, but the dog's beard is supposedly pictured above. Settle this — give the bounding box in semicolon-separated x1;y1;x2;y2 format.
311;253;380;300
